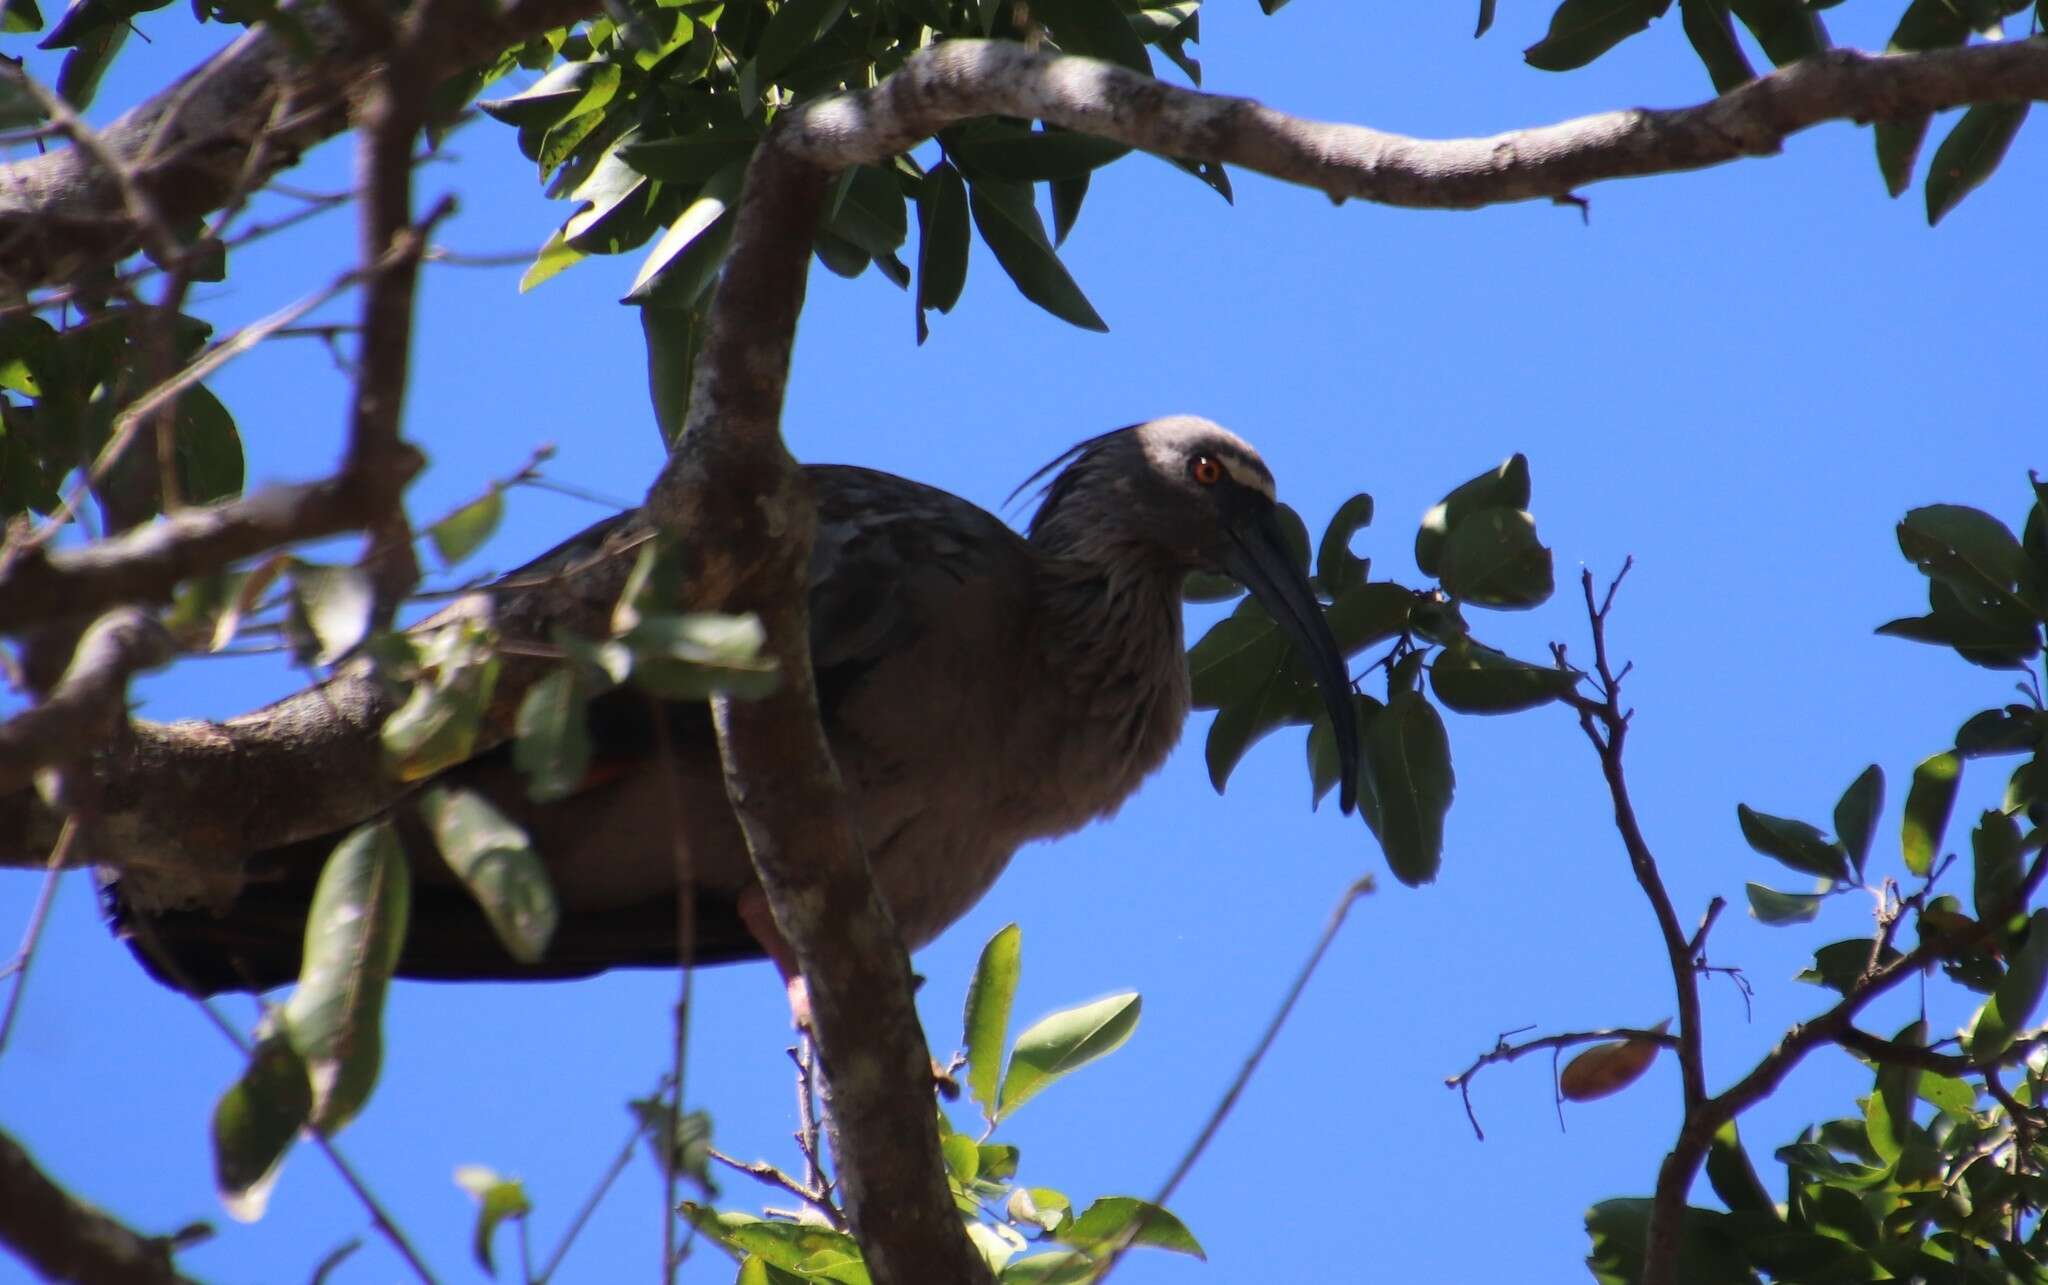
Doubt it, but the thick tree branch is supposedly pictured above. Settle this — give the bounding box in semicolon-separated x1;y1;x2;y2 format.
0;1127;202;1285
643;129;989;1284
780;39;2048;202
0;609;171;795
0;0;601;294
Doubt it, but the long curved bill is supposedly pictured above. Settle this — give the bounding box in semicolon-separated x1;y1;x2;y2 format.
1223;506;1360;814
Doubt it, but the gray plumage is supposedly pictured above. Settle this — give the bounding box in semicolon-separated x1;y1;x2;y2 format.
119;416;1357;995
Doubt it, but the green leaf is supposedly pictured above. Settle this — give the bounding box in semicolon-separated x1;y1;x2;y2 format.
1524;0;1673;72
1737;804;1850;883
283;821;411;1132
1415;455;1530;577
625;611;780;699
172;383;244;505
998;992;1140;1119
56;22;126;110
1049;172;1088;248
382;639;500;782
1726;0;1828;65
1057;1197;1204;1259
1799;938;1902;994
1926;102;2030;226
915;162;969;340
1307;693;1382;809
1746;882;1823;925
1679;0;1754;92
1705;1121;1777;1218
829;164;910;267
1973;808;2024;926
521;228;586;292
1898;503;2032;605
716;1219;868;1284
1876;117;1931;199
514;667;593;804
641;304;700;446
1956;705;2043;757
940;1132;980;1185
751;0;847;84
1031;0;1152;73
2;0;43;31
1902;750;1962;876
1585;1199;1757;1285
623;163;744;308
453;1165;532;1276
1191;594;1329;789
1315;493;1374;595
617;131;760;184
478;60;620;130
1965;909;2048;1060
429;490;504;567
1430;639;1577;714
288;562;374;666
947;123;1131;183
1358;690;1454;886
1832;764;1883;881
1873;0;1971;196
212;1022;311;1222
967;179;1107;332
418;786;557;965
999;1253;1095;1285
1436;508;1553;609
963;922;1021;1119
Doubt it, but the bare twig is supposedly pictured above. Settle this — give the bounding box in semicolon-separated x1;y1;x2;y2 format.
1444;1025;1682;1143
705;1147;831;1210
0;818;78;1063
534;1077;669;1285
1090;876;1374;1284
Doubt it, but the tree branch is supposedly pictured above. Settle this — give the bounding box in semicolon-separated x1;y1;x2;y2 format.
0;1127;203;1285
0;609;172;795
0;0;601;293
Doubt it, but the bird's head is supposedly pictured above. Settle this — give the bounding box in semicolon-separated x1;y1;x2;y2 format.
1021;416;1361;813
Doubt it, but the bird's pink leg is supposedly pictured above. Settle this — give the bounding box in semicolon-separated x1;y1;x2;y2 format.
737;886;811;1030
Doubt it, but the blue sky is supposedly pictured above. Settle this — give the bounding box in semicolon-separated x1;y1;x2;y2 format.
3;4;2043;1283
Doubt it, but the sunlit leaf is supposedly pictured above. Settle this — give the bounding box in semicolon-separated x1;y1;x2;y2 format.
998;992;1140;1119
963;922;1022;1119
1057;1197;1204;1259
453;1165;533;1275
1964;909;2048;1060
1902;750;1962;876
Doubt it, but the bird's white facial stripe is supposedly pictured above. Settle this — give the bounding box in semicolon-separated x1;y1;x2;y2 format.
1212;449;1276;501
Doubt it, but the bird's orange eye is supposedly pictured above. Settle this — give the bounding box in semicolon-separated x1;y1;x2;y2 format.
1191;455;1224;486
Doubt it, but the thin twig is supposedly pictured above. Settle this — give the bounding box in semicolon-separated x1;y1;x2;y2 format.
0;818;78;1062
706;1147;831;1208
1444;1026;1682;1142
534;1077;670;1285
1090;875;1374;1284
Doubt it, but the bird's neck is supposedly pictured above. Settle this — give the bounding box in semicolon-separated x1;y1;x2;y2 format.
1029;536;1193;801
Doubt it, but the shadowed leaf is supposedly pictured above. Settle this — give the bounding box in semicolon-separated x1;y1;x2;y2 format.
1358;689;1454;885
1965;909;2048;1060
212;1022;311;1222
419;786;557;964
1737;804;1849;882
1832;764;1883;880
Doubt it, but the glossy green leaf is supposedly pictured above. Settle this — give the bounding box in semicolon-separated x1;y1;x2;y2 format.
1032;0;1152;73
419;786;557;965
429;490;504;567
963;922;1022;1119
1902;750;1962;875
212;1022;311;1222
288;562;374;666
1972;808;2024;926
1308;694;1382;810
56;22;125;110
478;60;619;130
1737;804;1850;882
173;383;244;505
623;163;744;308
1746;882;1823;925
1049;172;1089;247
915;163;969;344
1057;1197;1204;1259
1436;508;1553;609
1524;0;1672;72
1925;102;2029;226
751;0;848;84
617;131;759;184
1358;690;1454;886
1832;764;1883;881
453;1165;532;1276
998;992;1140;1118
947;124;1131;183
1726;0;1828;65
1679;0;1754;91
968;179;1107;332
1964;909;2048;1060
1430;640;1577;714
1315;493;1374;595
514;667;592;804
1415;455;1530;577
1705;1121;1777;1218
284;821;410;1132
